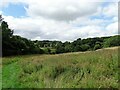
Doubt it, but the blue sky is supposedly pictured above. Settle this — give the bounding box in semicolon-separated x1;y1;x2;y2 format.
1;3;27;17
0;0;118;41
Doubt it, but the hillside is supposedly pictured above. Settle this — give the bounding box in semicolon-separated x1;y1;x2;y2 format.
2;47;119;88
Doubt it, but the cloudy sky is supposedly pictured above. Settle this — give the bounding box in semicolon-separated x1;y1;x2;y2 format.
0;0;119;42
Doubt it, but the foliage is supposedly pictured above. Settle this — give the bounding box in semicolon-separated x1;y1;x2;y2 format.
94;42;102;50
1;15;120;56
1;19;44;56
80;44;90;51
103;35;120;48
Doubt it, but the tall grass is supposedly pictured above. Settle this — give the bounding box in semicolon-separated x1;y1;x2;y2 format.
2;47;119;88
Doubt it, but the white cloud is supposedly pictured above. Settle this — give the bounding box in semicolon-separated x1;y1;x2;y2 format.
0;0;25;8
3;15;118;42
0;11;2;14
102;3;118;17
1;1;119;41
1;0;116;21
106;22;118;35
25;1;100;21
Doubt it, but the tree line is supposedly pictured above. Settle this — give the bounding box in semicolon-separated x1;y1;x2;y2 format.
1;15;120;56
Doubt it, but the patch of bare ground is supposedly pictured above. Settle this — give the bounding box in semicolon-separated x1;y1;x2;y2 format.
96;46;119;51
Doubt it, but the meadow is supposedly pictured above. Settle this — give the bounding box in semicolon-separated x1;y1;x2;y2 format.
2;47;119;88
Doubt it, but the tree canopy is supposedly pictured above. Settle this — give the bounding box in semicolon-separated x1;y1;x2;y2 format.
1;15;120;56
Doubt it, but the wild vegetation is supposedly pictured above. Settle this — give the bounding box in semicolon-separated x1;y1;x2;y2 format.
0;15;120;56
2;47;119;88
1;15;119;89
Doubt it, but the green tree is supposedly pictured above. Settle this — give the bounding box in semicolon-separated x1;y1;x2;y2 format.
64;41;72;52
80;44;90;51
103;35;120;47
2;21;13;40
2;20;14;56
94;44;101;50
56;42;65;53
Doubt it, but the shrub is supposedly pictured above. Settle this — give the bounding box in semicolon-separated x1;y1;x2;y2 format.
103;35;120;48
80;44;90;51
94;44;101;50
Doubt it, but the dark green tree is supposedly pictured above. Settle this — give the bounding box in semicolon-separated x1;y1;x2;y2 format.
103;35;120;47
80;44;90;51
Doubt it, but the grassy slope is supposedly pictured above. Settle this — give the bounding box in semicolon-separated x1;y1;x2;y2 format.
2;47;119;88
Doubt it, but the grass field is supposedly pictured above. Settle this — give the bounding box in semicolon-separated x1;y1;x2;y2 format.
2;47;119;88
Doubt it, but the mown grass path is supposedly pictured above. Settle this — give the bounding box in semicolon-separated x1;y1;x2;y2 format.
2;57;22;88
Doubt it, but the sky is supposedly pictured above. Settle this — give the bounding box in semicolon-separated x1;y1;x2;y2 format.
0;0;119;42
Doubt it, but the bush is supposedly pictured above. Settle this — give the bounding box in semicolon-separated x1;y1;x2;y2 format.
103;35;120;48
94;44;101;50
80;44;90;51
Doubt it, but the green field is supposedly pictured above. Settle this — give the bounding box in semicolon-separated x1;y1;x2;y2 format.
2;47;119;88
